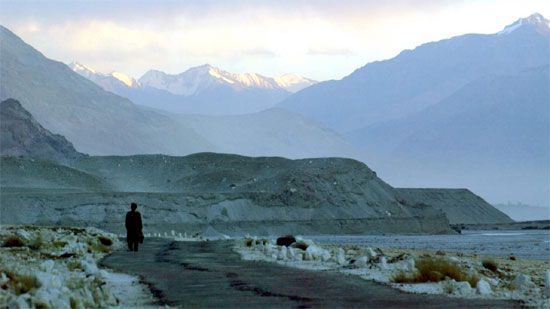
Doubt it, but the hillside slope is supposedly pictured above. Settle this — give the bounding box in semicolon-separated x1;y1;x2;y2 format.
396;188;513;224
279;14;549;132
0;98;84;162
177;109;359;159
349;66;549;206
1;153;452;235
0;25;213;155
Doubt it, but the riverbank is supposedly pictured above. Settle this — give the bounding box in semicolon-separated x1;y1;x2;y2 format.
0;225;155;308
235;235;550;308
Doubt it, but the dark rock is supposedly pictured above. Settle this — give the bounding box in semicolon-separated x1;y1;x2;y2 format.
291;241;309;251
276;235;296;247
0;98;84;162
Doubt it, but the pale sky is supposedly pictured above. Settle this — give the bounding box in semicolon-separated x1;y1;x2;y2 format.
1;0;549;81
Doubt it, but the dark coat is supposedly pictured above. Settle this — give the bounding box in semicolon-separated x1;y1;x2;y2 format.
125;210;142;240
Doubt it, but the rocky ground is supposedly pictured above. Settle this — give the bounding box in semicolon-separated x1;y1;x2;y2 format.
0;225;155;308
235;236;550;308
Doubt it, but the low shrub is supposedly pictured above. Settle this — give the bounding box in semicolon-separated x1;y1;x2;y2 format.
482;258;498;272
90;243;110;253
393;257;479;287
2;236;25;248
98;236;113;246
28;235;44;250
66;260;82;271
4;272;41;295
244;238;254;247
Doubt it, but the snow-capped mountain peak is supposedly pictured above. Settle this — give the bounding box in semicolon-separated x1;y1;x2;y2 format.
138;65;318;95
69;62;140;91
69;61;97;78
139;64;283;96
498;13;549;35
111;71;139;87
72;61;317;97
275;74;318;93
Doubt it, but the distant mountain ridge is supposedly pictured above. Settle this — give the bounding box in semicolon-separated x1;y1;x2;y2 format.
69;62;140;92
279;13;550;132
70;62;317;115
278;13;550;207
0;25;213;155
0;25;354;159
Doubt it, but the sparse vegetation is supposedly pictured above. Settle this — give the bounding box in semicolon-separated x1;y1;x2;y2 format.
4;271;41;295
66;260;83;271
29;235;44;250
98;236;113;246
393;257;479;287
2;236;25;248
482;258;498;272
53;240;68;248
90;243;110;253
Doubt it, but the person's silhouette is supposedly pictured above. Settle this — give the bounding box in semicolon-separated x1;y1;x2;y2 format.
125;202;143;252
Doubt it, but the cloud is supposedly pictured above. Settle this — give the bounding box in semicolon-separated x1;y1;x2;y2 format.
307;47;353;56
1;0;549;80
241;48;277;57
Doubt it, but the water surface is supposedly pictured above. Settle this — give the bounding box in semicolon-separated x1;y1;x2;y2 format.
310;230;550;260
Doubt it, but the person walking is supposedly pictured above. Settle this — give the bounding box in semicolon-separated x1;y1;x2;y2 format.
125;202;143;252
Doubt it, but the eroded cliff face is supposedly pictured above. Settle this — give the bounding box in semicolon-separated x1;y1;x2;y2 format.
0;99;84;162
396;188;514;224
0;155;452;235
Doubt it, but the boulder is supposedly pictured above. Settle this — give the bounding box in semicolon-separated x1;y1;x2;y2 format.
366;247;377;259
511;274;534;290
277;246;288;260
379;256;388;269
306;245;331;261
450;280;474;296
291;241;309;251
335;248;346;265
476;279;492;295
352;256;369;267
276;235;296;247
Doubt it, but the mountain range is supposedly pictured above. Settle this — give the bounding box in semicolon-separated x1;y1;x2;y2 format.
0;101;511;232
0;25;354;159
70;62;317;115
0;13;548;209
279;13;549;133
279;13;550;207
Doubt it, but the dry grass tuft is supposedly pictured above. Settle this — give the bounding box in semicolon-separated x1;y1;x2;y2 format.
2;236;25;248
98;236;113;246
393;257;479;287
482;258;498;272
90;243;110;253
29;235;44;250
4;272;41;295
